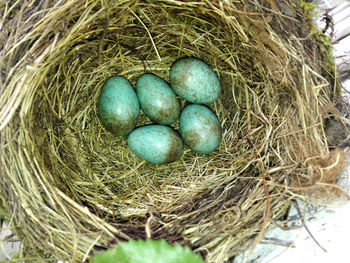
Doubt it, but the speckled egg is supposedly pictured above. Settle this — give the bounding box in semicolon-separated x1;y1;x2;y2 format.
136;73;180;125
180;104;222;154
98;76;140;136
127;125;184;164
169;58;221;103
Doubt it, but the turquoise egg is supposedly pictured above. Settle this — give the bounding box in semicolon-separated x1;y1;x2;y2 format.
179;104;222;154
136;73;180;125
127;125;184;164
98;76;140;136
169;58;221;103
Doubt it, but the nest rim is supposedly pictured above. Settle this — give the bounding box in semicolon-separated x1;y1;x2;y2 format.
0;0;348;262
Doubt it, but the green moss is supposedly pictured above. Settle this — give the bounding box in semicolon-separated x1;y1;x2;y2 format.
300;0;320;19
316;33;342;95
0;199;10;224
300;0;317;11
320;33;333;60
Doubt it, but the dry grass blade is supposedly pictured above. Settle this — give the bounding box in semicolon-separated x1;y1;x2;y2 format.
247;138;271;257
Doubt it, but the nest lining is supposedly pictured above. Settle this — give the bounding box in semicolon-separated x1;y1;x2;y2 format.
0;0;348;262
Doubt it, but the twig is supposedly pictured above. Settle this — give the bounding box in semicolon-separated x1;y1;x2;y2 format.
261;237;295;248
293;200;328;253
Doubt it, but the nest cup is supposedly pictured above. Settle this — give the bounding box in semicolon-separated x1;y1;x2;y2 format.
0;0;348;262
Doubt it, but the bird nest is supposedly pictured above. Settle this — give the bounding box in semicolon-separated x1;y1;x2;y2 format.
0;0;348;262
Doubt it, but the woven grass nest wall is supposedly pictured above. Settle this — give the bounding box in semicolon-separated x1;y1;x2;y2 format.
0;0;348;262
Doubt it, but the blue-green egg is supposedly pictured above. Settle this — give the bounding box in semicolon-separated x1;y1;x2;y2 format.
98;76;140;136
180;104;222;154
169;58;221;103
136;73;180;125
127;125;184;164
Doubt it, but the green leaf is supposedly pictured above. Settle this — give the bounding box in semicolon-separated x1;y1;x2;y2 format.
90;239;204;263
